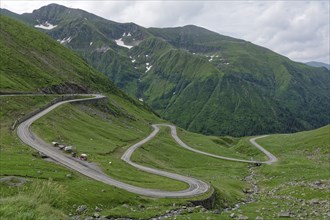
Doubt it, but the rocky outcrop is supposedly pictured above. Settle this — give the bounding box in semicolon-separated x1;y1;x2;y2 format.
190;188;216;209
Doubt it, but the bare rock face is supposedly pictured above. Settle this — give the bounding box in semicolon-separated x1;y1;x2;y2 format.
41;82;89;94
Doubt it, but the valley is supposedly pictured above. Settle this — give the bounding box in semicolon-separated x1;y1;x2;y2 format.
1;93;328;219
0;7;329;220
2;3;329;136
15;92;278;198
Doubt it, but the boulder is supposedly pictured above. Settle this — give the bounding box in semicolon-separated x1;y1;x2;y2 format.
95;206;102;212
278;211;291;218
76;205;87;214
310;199;320;205
237;215;249;220
93;212;100;218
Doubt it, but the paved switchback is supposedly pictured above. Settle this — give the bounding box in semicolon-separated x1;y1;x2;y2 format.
13;94;277;198
16;94;209;198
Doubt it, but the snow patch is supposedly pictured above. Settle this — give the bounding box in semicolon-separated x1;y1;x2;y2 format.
58;36;72;44
115;38;133;49
90;42;93;46
35;21;57;30
209;55;214;62
131;59;136;63
145;65;152;73
127;32;132;36
139;98;144;102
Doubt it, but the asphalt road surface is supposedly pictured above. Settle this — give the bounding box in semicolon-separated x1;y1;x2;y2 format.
153;124;277;164
16;94;208;198
15;94;277;198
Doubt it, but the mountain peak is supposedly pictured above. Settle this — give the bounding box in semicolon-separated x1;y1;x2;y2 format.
34;3;67;11
29;3;70;25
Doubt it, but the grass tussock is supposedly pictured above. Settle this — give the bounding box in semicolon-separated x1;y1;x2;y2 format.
0;180;68;219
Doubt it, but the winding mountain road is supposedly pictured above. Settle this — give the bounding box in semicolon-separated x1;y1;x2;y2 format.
13;94;277;198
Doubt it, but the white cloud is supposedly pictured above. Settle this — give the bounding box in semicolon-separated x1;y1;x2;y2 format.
244;1;329;63
1;0;329;63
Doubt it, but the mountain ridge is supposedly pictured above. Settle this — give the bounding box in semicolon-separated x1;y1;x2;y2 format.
2;4;329;136
305;61;330;70
0;14;157;115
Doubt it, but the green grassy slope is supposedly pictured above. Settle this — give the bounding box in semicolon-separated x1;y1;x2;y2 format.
1;78;328;219
0;14;122;95
0;14;155;117
2;93;328;219
1;9;329;219
141;27;330;136
0;15;182;219
0;94;248;219
148;24;244;53
220;125;330;220
32;102;188;191
130;125;330;219
131;127;251;204
18;3;150;96
0;95;186;219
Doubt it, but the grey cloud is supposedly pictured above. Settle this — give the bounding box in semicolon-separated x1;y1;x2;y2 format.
241;1;329;63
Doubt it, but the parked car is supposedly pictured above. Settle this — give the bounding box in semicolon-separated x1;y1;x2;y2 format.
64;146;72;152
80;154;87;161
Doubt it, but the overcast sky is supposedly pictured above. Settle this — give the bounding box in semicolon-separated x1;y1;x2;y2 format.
2;0;329;64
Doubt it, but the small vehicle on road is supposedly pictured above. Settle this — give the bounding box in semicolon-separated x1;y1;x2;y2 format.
80;154;87;161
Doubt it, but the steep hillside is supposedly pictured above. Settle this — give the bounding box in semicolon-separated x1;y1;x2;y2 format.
0;14;157;122
131;26;330;136
0;16;253;218
5;4;330;136
12;4;150;96
0;14;115;94
136;32;330;136
0;15;176;219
